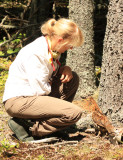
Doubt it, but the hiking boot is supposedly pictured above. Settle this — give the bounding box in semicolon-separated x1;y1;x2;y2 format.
8;118;60;143
8;117;35;142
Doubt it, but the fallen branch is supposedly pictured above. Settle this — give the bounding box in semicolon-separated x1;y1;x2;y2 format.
1;15;9;25
0;52;18;58
0;23;39;47
5;10;18;19
9;18;29;23
20;0;32;20
0;24;18;29
0;30;21;47
2;27;11;40
22;140;78;152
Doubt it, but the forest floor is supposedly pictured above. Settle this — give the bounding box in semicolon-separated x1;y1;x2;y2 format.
0;96;123;160
0;1;123;160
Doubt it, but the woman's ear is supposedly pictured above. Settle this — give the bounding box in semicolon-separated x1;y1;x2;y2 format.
58;37;63;43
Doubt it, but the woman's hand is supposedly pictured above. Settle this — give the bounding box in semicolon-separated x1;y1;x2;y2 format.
59;66;73;83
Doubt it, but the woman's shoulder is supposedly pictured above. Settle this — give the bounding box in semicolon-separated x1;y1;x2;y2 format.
19;36;47;54
16;36;48;62
25;36;46;48
32;36;45;44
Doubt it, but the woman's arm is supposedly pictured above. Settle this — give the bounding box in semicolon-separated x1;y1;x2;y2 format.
24;55;51;95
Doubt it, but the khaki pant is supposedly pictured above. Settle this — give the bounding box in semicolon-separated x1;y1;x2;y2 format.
5;72;82;137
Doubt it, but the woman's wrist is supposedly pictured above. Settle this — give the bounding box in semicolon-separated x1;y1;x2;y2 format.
59;66;71;74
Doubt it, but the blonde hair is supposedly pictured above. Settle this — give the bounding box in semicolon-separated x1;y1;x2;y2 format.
41;18;84;47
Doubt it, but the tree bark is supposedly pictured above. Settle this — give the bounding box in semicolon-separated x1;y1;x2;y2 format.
66;0;96;100
98;0;123;127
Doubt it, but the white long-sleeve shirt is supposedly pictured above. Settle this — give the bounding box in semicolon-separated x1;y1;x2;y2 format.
3;36;59;102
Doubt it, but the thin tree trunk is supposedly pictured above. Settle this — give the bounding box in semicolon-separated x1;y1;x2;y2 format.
25;0;53;45
66;0;96;99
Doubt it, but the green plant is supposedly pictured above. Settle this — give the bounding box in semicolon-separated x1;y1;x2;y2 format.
0;58;11;100
0;33;26;57
0;138;19;156
37;154;46;160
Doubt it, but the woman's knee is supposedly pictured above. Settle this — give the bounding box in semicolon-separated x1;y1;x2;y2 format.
71;106;82;122
63;105;82;124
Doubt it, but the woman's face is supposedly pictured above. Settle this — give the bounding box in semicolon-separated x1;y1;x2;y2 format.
54;38;73;54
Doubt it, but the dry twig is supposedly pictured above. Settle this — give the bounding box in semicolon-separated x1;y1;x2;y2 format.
21;140;78;152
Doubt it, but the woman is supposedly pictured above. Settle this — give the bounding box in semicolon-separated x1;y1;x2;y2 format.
3;18;84;142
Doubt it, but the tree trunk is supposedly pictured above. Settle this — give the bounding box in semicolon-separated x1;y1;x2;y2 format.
66;0;96;100
25;0;53;45
98;0;123;127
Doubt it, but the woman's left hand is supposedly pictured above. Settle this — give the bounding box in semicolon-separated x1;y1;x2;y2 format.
59;66;73;83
